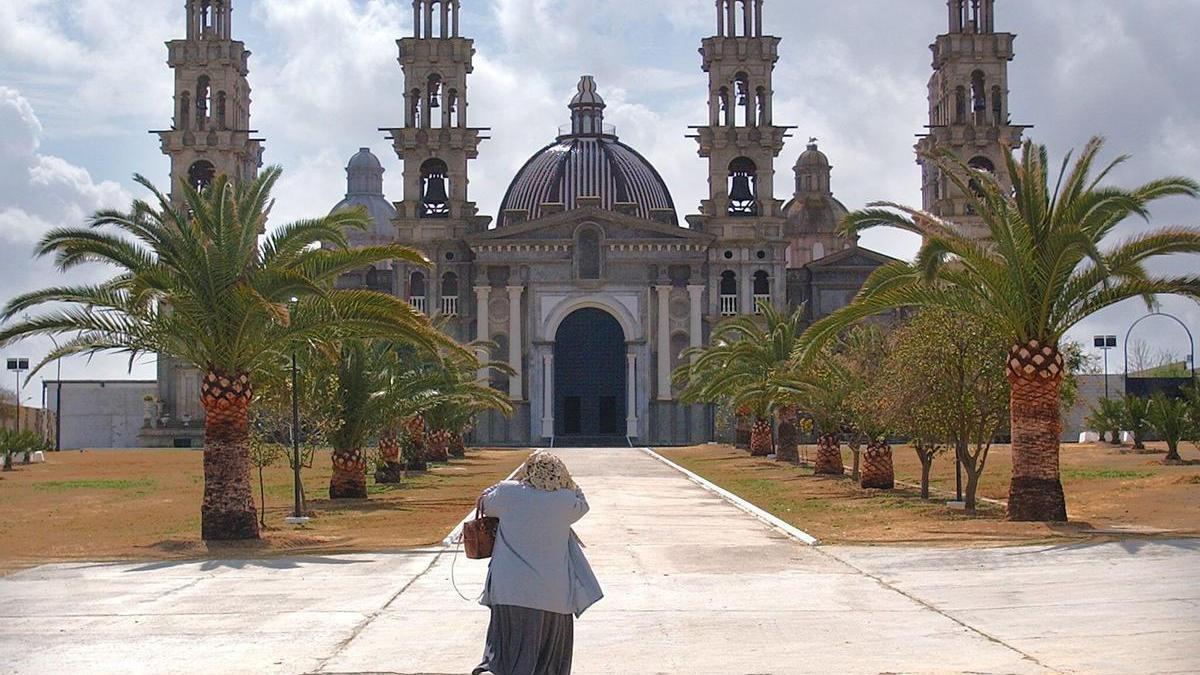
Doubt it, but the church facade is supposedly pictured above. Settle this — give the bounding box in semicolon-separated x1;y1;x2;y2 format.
140;0;1021;449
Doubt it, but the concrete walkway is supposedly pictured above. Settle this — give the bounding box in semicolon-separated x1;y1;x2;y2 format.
0;447;1196;674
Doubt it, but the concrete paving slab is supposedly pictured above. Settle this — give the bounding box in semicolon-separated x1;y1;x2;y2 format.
1;447;1197;674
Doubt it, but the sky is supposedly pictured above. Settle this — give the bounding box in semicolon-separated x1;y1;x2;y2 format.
1;0;1198;402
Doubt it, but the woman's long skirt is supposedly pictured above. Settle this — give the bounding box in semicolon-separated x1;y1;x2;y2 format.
473;604;574;675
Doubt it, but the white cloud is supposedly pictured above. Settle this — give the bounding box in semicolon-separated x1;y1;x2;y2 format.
0;86;148;388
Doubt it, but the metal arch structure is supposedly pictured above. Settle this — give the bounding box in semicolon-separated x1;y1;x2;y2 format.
1123;311;1196;380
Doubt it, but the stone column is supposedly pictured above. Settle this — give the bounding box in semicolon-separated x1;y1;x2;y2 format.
541;353;554;438
739;265;752;316
626;352;639;437
655;285;672;401
687;285;704;357
474;286;490;382
507;286;524;400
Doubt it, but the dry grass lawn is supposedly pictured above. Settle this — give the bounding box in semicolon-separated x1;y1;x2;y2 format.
0;448;529;574
662;442;1200;546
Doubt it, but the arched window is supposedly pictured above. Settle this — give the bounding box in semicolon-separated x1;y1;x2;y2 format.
179;92;190;130
752;271;770;314
576;227;602;280
971;70;986;113
200;0;212;33
733;73;750;127
719;271;738;316
188;160;215;192
409;271;427;313
755;86;767;126
447;88;460;127
409;88;422;127
968;156;996;174
728;157;758;217
196;76;211;130
954;86;966;124
427;74;443;128
718;87;731;127
991;85;1003;125
216;91;227;129
420;158;450;218
812;242;826;261
441;271;459;315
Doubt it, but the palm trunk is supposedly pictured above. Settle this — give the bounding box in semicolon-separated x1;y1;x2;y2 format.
814;433;844;475
376;426;403;484
734;413;751;450
426;429;451;463
749;417;773;457
1006;340;1068;522
860;439;894;490
776;408;799;463
449;431;467;459
200;371;259;540
330;446;367;499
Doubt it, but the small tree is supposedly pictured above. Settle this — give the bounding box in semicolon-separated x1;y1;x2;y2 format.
1087;398;1124;444
1120;395;1152;450
837;325;893;487
877;308;1010;511
248;439;285;527
1147;393;1190;463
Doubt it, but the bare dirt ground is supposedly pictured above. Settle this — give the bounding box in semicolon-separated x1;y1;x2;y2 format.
661;441;1200;546
0;448;528;574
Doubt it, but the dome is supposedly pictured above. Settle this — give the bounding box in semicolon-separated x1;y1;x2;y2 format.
795;139;831;170
496;76;677;227
347;147;383;171
331;148;397;252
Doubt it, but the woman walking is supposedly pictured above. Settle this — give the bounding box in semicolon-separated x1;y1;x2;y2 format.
474;451;603;675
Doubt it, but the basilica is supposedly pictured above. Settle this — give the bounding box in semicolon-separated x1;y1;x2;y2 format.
142;0;1021;448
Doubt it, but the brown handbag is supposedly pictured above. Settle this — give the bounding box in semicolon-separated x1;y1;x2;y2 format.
463;496;499;560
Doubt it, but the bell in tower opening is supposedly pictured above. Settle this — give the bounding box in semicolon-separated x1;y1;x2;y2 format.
728;157;759;216
420;158;451;218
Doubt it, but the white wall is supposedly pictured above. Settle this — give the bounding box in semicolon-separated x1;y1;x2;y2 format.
47;381;157;450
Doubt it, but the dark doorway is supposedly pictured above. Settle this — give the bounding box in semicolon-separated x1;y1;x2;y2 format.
554;308;626;438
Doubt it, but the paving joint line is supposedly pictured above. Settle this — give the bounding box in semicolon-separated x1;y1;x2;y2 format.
816;546;1065;674
311;549;447;674
641;446;820;546
644;445;1061;673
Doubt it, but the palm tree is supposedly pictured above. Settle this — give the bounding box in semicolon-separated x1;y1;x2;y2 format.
423;344;514;462
1146;393;1190;463
1120;395;1152;451
0;169;452;539
676;304;809;458
1087;397;1124;444
797;138;1200;521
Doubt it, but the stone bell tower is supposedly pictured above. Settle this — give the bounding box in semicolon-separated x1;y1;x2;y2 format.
384;0;489;339
688;0;794;318
143;0;264;448
155;0;263;203
916;0;1027;237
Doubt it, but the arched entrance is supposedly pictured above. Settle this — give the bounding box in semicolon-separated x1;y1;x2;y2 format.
554;308;626;437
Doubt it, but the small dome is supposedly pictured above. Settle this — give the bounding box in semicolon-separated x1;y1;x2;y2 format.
795;139;831;170
348;147;383;170
331;148;397;260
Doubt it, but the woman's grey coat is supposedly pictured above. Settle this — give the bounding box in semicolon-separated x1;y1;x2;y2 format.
479;480;603;618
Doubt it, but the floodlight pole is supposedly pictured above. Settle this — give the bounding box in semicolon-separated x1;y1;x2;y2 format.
291;349;302;520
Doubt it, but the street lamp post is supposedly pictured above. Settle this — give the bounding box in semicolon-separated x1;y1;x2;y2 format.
285;297;309;525
6;358;29;432
1094;335;1117;399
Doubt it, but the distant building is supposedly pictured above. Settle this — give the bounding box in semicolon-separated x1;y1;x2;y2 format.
46;381;157;450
